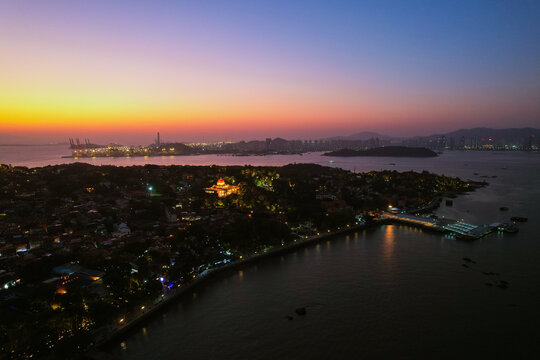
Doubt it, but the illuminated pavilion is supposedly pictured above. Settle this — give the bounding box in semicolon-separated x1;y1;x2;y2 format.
205;178;240;198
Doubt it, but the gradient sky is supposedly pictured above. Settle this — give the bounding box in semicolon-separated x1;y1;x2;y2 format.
1;0;539;144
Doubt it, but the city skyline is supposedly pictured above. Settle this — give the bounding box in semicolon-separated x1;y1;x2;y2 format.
1;0;540;143
2;2;540;359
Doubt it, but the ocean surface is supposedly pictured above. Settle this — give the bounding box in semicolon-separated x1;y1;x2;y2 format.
2;145;540;359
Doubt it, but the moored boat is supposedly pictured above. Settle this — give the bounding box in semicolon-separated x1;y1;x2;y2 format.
498;223;518;233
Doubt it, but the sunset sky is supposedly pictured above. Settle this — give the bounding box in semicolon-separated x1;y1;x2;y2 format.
1;0;539;144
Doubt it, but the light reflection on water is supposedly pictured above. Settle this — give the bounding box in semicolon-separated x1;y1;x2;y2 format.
382;225;396;263
105;151;540;359
3;146;539;358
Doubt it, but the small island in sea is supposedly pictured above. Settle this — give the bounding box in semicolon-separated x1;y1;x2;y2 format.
323;146;438;157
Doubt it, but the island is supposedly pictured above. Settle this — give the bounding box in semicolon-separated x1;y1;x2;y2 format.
323;146;438;157
0;163;480;358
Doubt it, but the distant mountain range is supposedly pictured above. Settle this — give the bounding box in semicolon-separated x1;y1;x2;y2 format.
422;127;540;142
322;131;398;141
325;128;539;142
2;127;538;146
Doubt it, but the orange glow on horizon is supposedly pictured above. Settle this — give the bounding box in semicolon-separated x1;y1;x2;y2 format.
2;48;538;139
1;1;539;142
3;83;536;136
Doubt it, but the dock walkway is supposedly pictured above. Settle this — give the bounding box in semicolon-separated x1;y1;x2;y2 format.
382;212;498;239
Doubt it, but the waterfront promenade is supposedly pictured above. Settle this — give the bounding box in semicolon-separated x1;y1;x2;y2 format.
92;209;503;354
91;223;366;353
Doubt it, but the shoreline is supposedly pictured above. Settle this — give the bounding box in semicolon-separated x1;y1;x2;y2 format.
62;152;305;159
89;191;485;354
92;223;368;352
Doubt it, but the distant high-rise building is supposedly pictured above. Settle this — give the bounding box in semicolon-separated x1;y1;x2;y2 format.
459;136;465;149
438;135;447;149
523;135;533;150
471;136;479;149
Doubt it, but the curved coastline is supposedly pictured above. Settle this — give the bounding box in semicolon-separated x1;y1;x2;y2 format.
91;189;486;356
91;223;369;354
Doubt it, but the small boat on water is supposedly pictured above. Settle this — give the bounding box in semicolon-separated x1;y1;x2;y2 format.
510;216;528;222
498;223;518;233
500;206;509;211
328;160;335;164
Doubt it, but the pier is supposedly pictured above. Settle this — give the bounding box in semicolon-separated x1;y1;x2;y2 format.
382;212;500;240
